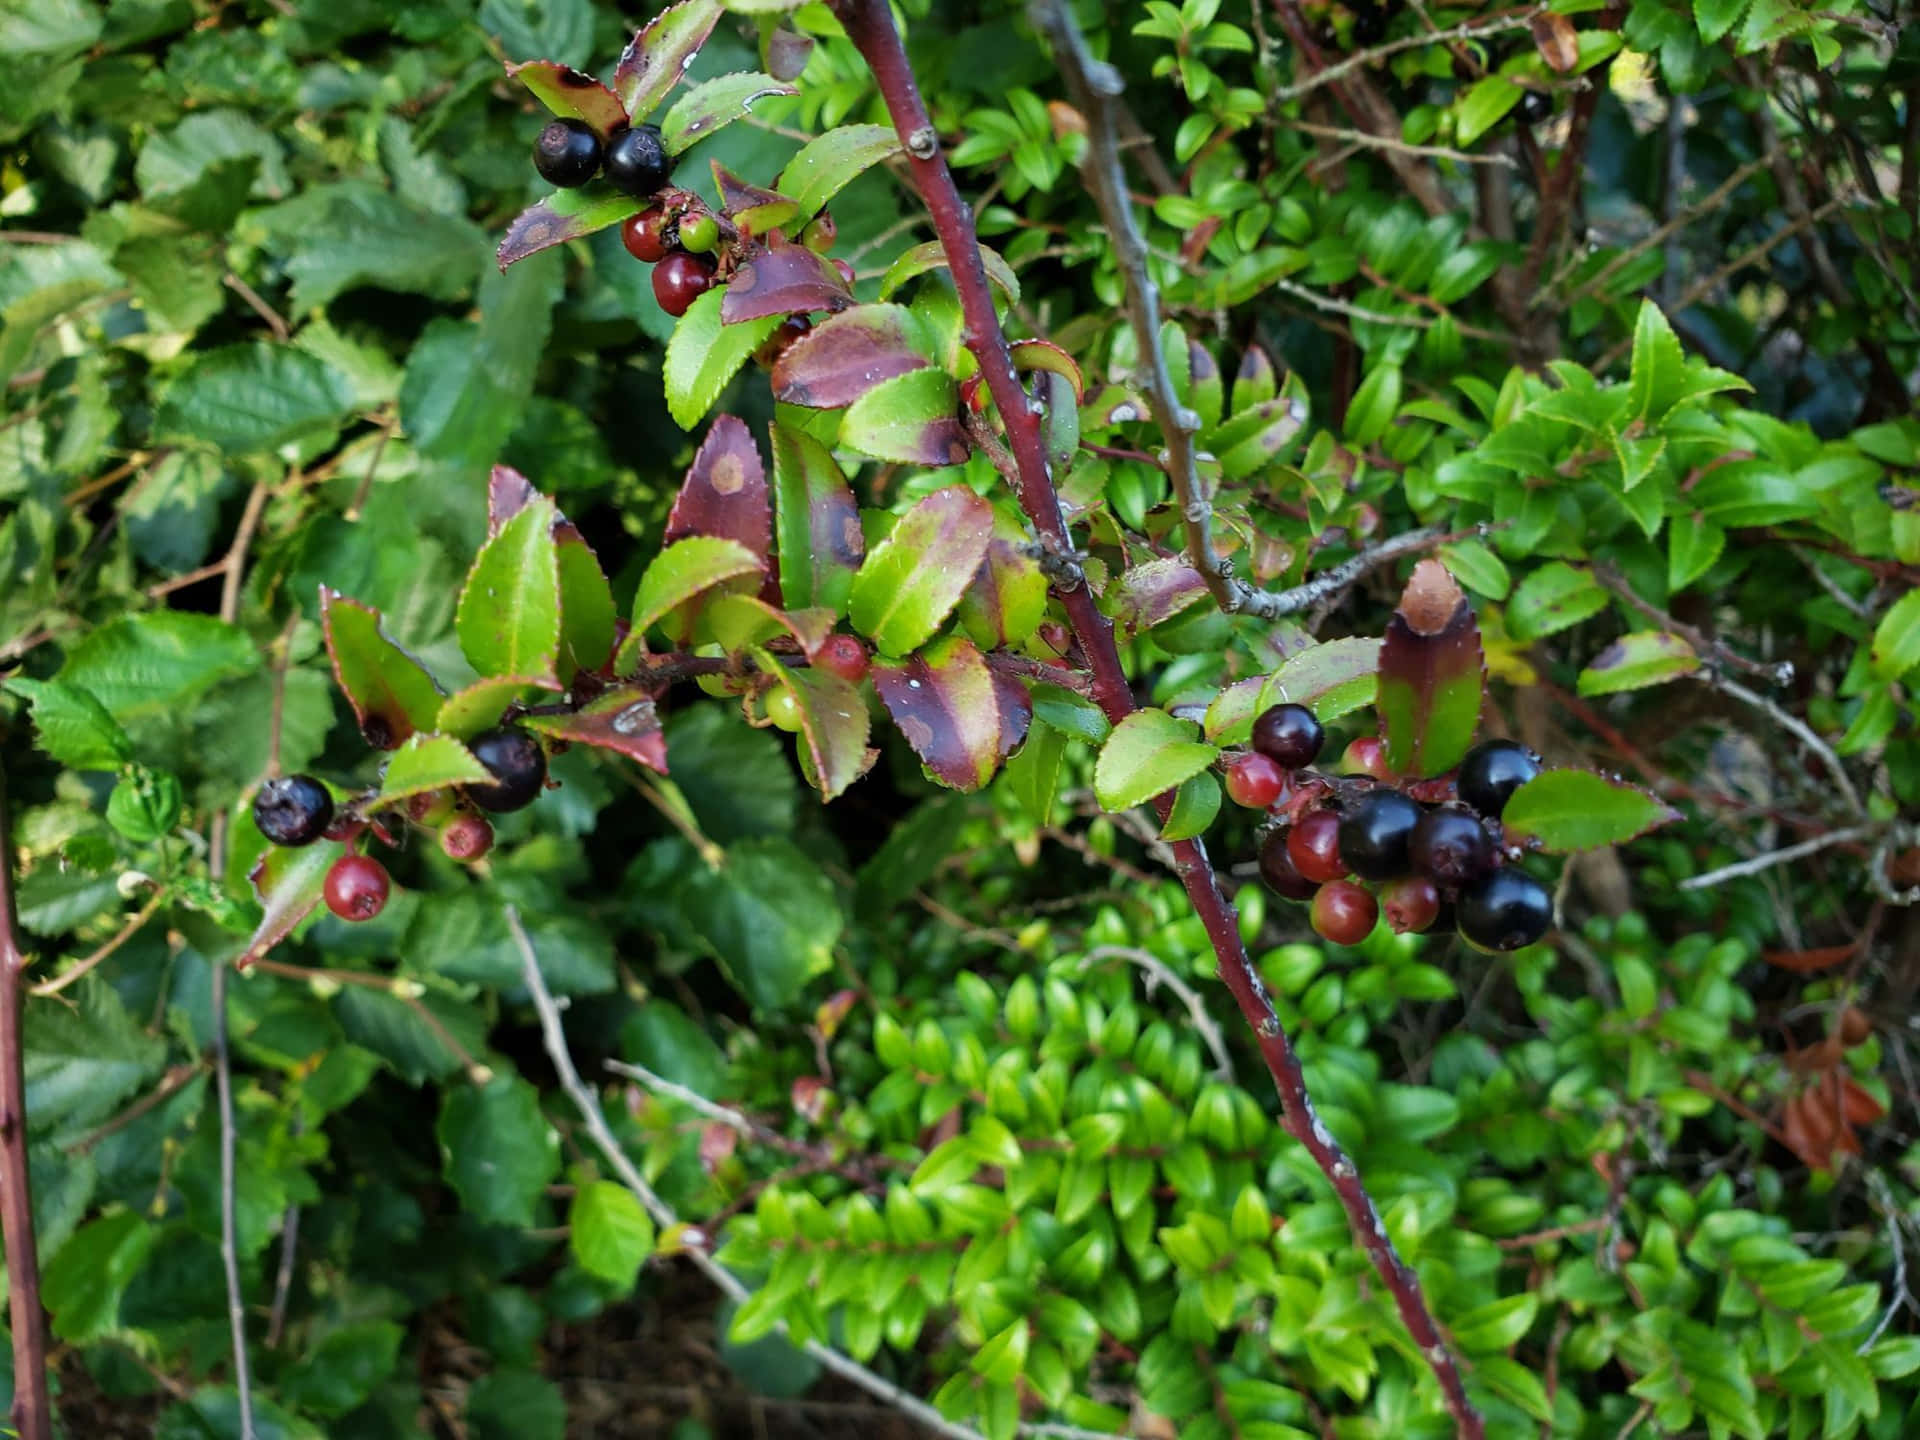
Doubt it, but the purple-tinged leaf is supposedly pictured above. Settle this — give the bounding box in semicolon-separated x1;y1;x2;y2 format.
771;422;863;613
713;162;799;238
437;676;561;738
665;415;773;566
1202;676;1266;744
1093;709;1218;813
506;60;629;137
1503;768;1679;854
721;236;852;324
849;487;995;656
321;589;444;750
771;303;932;409
623;536;765;667
243;838;347;968
521;686;669;774
958;509;1048;651
489;464;542;534
704;596;838;656
1577;631;1700;696
378;734;492;804
484;467;613;682
841;369;969;467
1233;345;1277;411
759;648;874;801
1009;339;1084;400
1111;557;1208;639
1254;638;1383;724
872;636;1021;792
777;124;900;222
497;188;644;271
455;498;563;683
612;0;724;121
1377;561;1485;779
1187;339;1223;430
763;26;813;81
661;72;797;155
879;238;1020;304
1080;385;1150;429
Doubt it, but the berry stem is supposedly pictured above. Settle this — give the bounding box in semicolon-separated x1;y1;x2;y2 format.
834;3;1483;1434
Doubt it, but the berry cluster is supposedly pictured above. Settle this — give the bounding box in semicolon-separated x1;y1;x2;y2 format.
1236;710;1554;953
250;726;550;922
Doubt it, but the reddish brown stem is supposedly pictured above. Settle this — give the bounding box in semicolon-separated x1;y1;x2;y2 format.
833;3;1483;1434
0;761;53;1440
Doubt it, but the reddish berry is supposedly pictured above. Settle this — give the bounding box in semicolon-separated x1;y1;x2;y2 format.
1225;753;1286;809
1286;808;1347;884
1258;829;1318;901
677;211;719;254
1409;806;1495;888
1381;874;1442;934
1337;789;1421;881
467;728;548;813
441;814;494;862
1456;739;1542;820
253;775;333;847
817;634;870;685
1340;735;1390;779
621;207;672;262
800;212;837;253
322;814;366;844
1311;881;1377;946
1251;703;1324;770
653;251;716;317
324;855;390;922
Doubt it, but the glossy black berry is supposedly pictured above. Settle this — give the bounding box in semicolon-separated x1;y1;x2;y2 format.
1337;789;1421;881
604;124;670;198
1251;703;1324;770
1258;829;1319;901
1516;90;1553;126
1351;3;1387;46
1456;739;1543;820
1409;806;1496;888
1457;868;1553;951
467;728;548;813
253;774;334;847
534;119;602;188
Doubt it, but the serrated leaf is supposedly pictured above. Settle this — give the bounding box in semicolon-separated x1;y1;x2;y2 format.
848;487;994;655
771;303;932;409
154;342;355;455
1578;631;1700;695
1696;0;1754;45
24;978;167;1138
556;526;618;681
505;60;628;136
1870;588;1920;680
2;677;131;770
763;650;874;800
1112;557;1209;639
43;1210;153;1346
1508;561;1608;642
959;510;1048;650
456;498;562;682
770;422;863;613
1628;299;1688;423
879;238;1021;304
436;677;557;738
612;0;724;121
1094;709;1218;813
1377;561;1484;779
721;235;851;323
872;635;1027;792
1502;768;1679;853
777;124;900;222
840;369;970;467
631;537;765;644
57;611;257;721
321;589;444;750
663;287;780;429
242;838;347;967
496;187;644;269
521;686;669;773
570;1180;655;1284
437;1075;560;1228
660;72;796;154
378;734;492;803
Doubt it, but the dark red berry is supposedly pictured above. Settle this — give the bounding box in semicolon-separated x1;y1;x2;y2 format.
1381;874;1441;934
1251;703;1324;770
1287;809;1348;884
1337;789;1421;881
534;119;602;188
621;207;672;262
653;250;716;317
1312;881;1377;945
603;124;670;197
1258;829;1318;901
1225;752;1287;809
253;775;333;847
816;634;869;685
1409;806;1495;888
1457;868;1553;951
1456;739;1542;820
467;728;548;813
324;854;390;922
322;814;366;844
1341;736;1390;779
442;814;494;862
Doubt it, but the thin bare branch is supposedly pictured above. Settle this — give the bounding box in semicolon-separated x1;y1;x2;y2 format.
1678;822;1880;892
1079;945;1234;1082
31;891;163;998
1269;9;1545;105
1287;116;1518;168
1706;673;1866;821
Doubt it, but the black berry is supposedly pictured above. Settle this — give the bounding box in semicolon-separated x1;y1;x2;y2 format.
1337;789;1421;881
1251;703;1324;770
1409;806;1495;888
467;728;548;813
1456;739;1542;820
1457;869;1553;951
324;854;391;922
1516;90;1553;126
534;119;602;188
253;775;334;847
604;124;671;198
1351;3;1387;46
1258;829;1319;901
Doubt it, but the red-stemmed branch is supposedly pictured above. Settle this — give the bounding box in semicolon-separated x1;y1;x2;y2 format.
830;3;1484;1435
0;759;54;1440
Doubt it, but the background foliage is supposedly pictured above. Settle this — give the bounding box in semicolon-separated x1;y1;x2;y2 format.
1;0;1918;1437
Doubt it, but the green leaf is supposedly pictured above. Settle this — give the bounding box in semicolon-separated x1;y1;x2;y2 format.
320;589;444;749
660;72;796;154
1696;0;1754;46
1456;76;1522;147
1472;1355;1554;1424
2;677;132;770
24;978;167;1137
879;238;1021;305
504;60;628;137
840;368;969;467
777;124;901;222
155;342;355;455
630;536;765;645
43;1210;154;1344
570;1180;656;1285
612;0;724;121
1628;299;1688;423
497;186;645;268
378;733;492;804
456;498;563;682
283;1321;405;1419
1451;1293;1539;1352
1343;363;1401;447
1002;723;1066;824
849;486;995;655
57;611;257;721
437;1075;561;1229
1094;709;1219;813
1255;637;1383;726
556;526;618;681
1376;561;1484;779
278;185;488;312
1160;771;1221;841
106;767;181;842
663;286;779;430
1502;768;1679;853
770;422;863;614
1578;631;1701;695
1668;516;1725;593
467;1369;567;1440
1437;540;1510;600
763;650;874;801
675;837;843;1011
1508;561;1608;642
242;838;347;967
1870;587;1920;680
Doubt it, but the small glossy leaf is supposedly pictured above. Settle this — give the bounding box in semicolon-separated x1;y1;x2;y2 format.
631;537;765;643
556;525;618;681
1210;394;1308;480
1030;684;1110;743
879;238;1020;304
1870;588;1920;680
770;422;863;614
1203;676;1267;745
1507;561;1607;642
660;72;796;155
1094;709;1218;813
777;124;900;221
771;303;932;409
1502;768;1680;853
958;510;1048;650
1628;299;1687;422
437;677;557;738
721;235;851;323
1578;631;1700;695
505;61;628;136
521;686;669;773
705;596;836;656
713;162;799;237
612;0;724;121
1343;363;1401;447
456;498;563;682
1009;339;1083;400
1112;557;1208;638
378;733;492;803
570;1180;655;1284
1456;76;1522;147
841;369;970;467
1002;723;1066;824
321;589;444;749
1255;637;1383;724
849;487;995;655
872;635;1026;792
663;288;780;429
1668;515;1725;592
1377;561;1484;779
243;839;347;967
1160;772;1221;841
496;187;643;270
